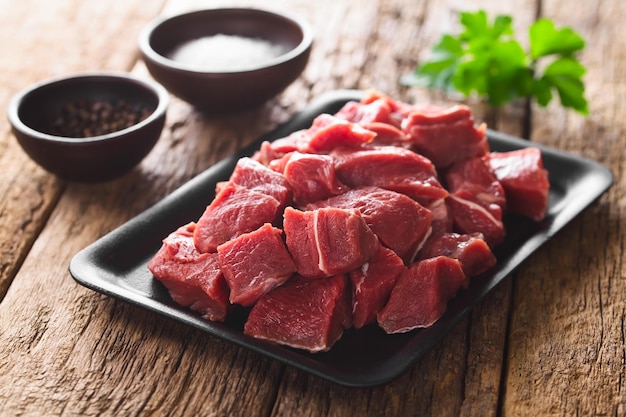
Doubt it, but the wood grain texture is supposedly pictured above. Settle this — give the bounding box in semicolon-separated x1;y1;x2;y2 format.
502;0;626;415
0;0;623;416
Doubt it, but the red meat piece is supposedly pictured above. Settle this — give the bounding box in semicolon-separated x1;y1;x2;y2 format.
417;232;496;279
335;98;400;127
360;90;415;124
252;130;311;165
217;224;296;306
194;183;281;253
334;98;413;146
307;186;433;263
332;146;448;206
227;157;292;209
402;104;489;168
283;207;379;278
304;113;376;152
445;156;507;211
243;274;352;352
282;152;348;205
349;246;406;329
148;223;230;322
446;191;505;248
443;156;507;247
377;256;466;333
364;122;411;147
428;199;454;237
485;148;550;221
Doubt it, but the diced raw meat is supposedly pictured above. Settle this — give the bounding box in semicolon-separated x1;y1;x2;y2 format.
252;130;311;165
318;99;411;146
283;207;379;278
360;90;416;124
148;223;230;322
282;152;348;205
332;146;448;206
443;156;507;248
335;97;410;134
349;246;406;329
227;157;292;209
446;191;505;247
428;199;454;237
364;122;411;147
485;148;550;221
217;224;296;306
194;183;281;253
445;156;507;211
304;113;376;152
402;105;489;168
417;232;496;279
335;98;396;125
307;186;432;263
243;274;352;352
377;256;466;333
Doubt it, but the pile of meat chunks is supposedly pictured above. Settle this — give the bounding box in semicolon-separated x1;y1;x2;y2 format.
148;91;550;353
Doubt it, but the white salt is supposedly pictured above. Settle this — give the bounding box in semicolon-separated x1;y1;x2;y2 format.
168;34;289;72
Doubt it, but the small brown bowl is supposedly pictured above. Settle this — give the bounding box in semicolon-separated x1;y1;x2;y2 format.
138;7;313;113
7;72;169;182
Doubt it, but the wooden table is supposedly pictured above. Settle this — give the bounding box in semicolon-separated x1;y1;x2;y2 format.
1;0;624;415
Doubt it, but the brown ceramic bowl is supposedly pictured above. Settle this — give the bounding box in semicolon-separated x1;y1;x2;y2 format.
138;8;313;113
7;72;169;182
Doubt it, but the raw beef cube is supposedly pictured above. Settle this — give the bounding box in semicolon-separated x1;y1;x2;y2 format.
307;186;433;263
335;98;397;126
283;207;379;278
282;152;348;205
334;98;412;147
227;157;292;209
364;122;411;147
332;146;448;206
217;223;296;306
350;246;406;329
194;183;281;253
402;104;489;168
148;223;230;322
359;90;416;124
304;113;376;152
485;148;550;221
428;199;454;237
443;156;507;247
377;256;466;333
446;191;505;248
445;156;507;211
417;232;496;279
244;274;352;352
252;130;311;165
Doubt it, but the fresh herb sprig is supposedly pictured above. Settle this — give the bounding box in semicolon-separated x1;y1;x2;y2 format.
402;10;588;115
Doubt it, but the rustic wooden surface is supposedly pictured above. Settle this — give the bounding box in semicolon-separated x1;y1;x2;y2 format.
0;0;623;415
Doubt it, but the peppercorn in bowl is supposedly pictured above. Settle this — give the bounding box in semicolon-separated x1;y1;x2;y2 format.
7;72;169;182
139;7;313;113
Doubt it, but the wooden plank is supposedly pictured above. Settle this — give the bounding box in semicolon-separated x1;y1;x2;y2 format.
0;0;167;301
502;0;626;415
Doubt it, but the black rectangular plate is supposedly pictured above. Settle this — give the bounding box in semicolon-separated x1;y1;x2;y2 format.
70;89;614;387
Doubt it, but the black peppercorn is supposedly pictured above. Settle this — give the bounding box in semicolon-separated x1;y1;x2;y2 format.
47;99;152;138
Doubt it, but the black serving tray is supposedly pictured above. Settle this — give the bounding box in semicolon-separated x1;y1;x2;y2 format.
70;90;614;387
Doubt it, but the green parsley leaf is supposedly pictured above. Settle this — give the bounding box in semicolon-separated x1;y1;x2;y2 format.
401;34;462;91
402;10;589;115
539;57;589;114
529;18;585;59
